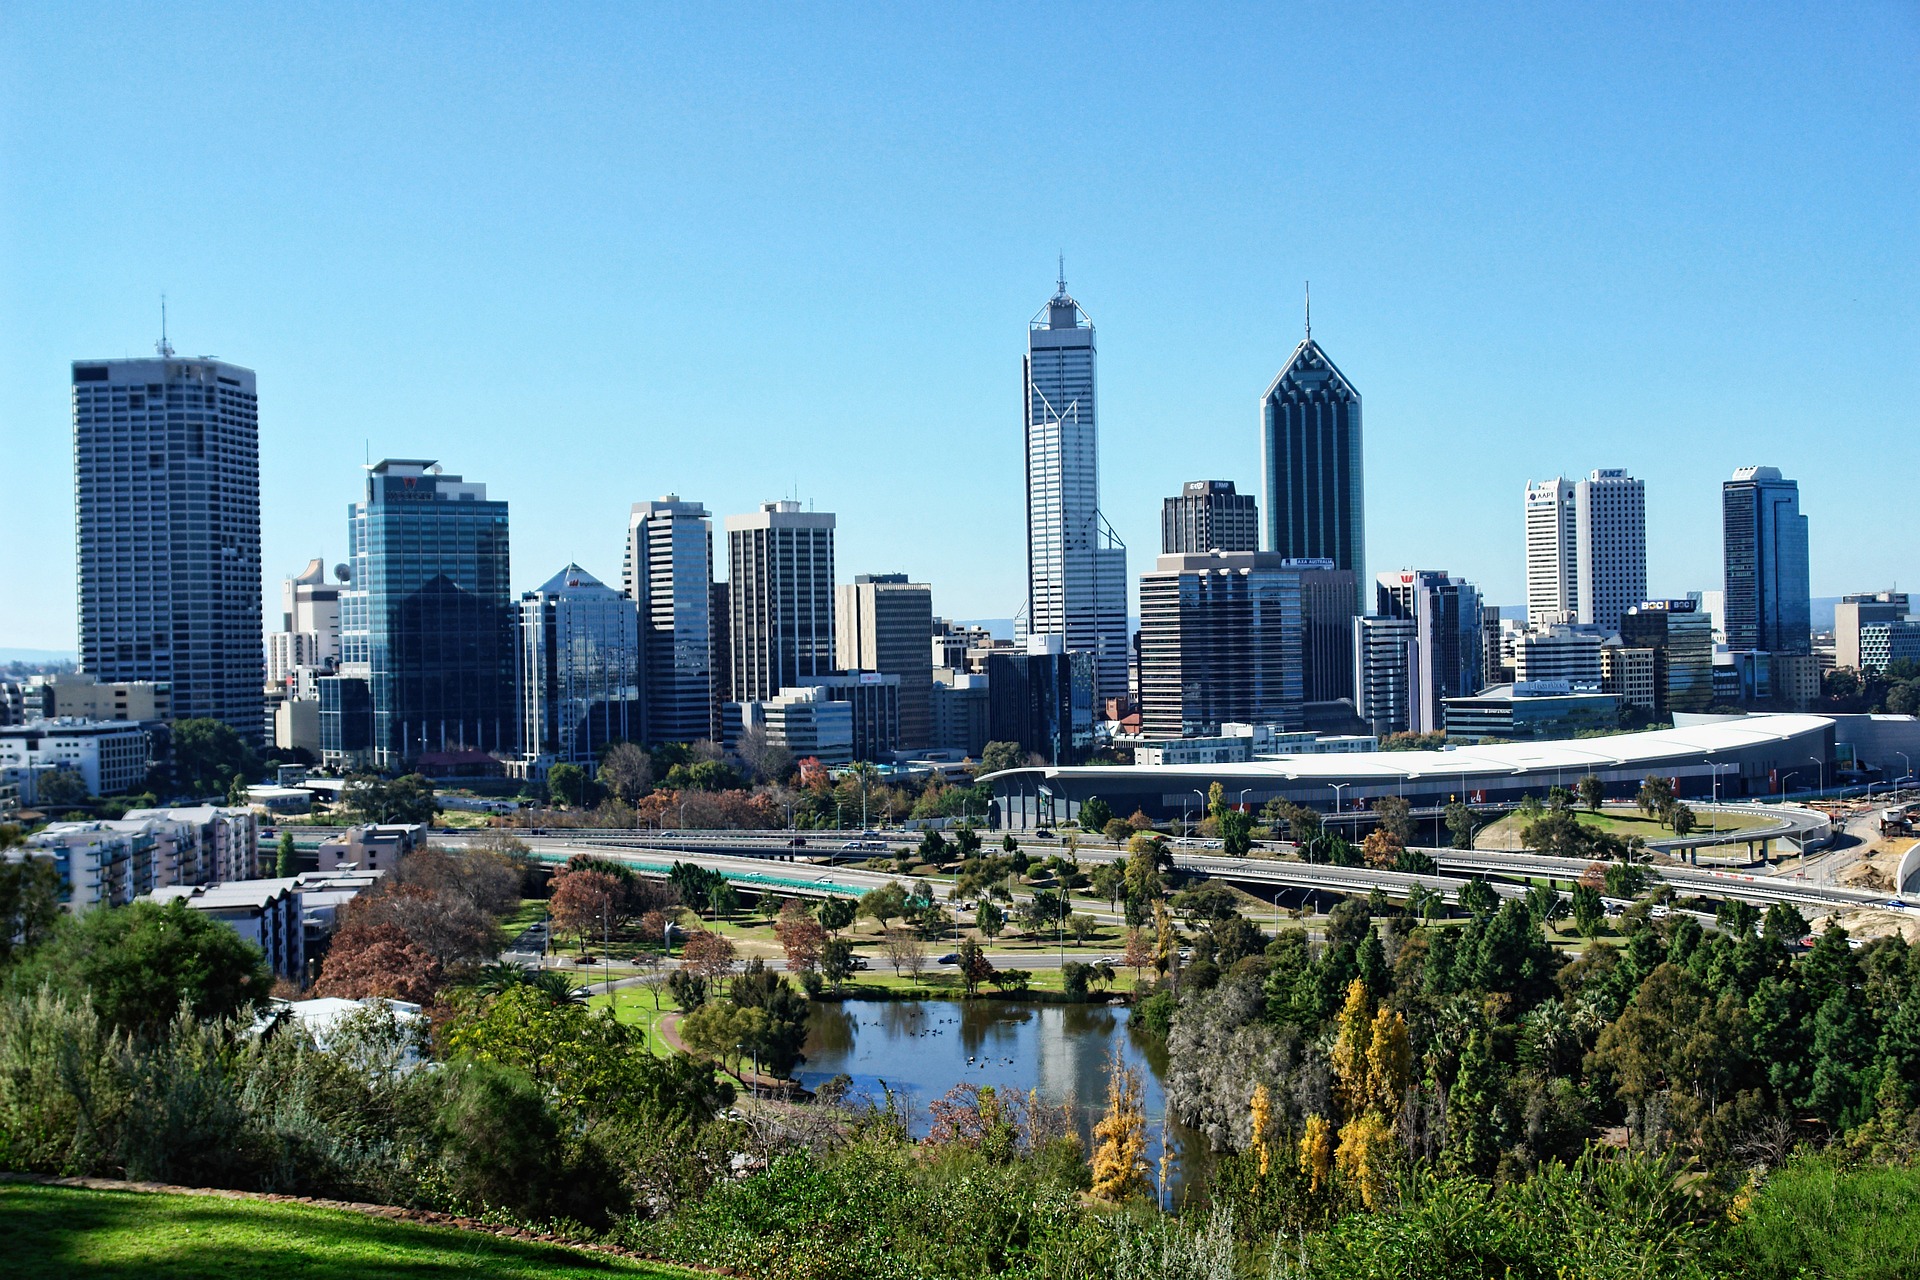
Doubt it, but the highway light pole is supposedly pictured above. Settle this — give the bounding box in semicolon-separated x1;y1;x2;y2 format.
1809;755;1826;797
1329;782;1350;834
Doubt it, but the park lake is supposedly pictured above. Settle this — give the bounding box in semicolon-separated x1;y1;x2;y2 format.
796;998;1208;1195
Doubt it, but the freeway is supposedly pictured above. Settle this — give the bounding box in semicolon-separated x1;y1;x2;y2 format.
1428;847;1893;911
454;823;1898;918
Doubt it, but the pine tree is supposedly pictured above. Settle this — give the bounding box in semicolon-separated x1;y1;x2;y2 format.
1446;1028;1499;1175
275;831;298;878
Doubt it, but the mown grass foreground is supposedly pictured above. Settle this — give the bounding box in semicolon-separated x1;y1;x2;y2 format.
0;1182;696;1280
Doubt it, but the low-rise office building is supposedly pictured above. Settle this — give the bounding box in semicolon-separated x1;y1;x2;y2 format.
742;686;856;767
317;823;428;873
1443;681;1619;741
0;718;149;802
1859;621;1920;675
1129;725;1378;766
31;672;171;723
931;669;991;757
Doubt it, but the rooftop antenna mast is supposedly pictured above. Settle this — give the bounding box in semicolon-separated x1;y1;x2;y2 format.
1304;280;1311;341
1057;253;1067;298
156;294;175;358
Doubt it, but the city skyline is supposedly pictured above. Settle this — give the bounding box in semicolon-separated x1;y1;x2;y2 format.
3;7;1916;650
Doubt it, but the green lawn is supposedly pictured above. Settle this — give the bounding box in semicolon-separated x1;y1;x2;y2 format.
584;984;681;1054
1478;805;1771;850
0;1182;694;1279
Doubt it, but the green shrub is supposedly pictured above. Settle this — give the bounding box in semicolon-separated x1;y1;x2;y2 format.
1726;1156;1920;1280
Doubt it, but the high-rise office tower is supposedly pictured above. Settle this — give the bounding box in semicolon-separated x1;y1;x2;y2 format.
836;574;934;750
1137;552;1323;738
1524;469;1646;631
1723;466;1811;654
71;353;263;741
626;496;717;744
986;637;1095;766
354;459;516;768
1161;480;1259;555
1618;600;1715;718
1353;616;1418;737
1261;296;1365;616
1375;569;1485;734
727;500;836;704
1524;478;1577;626
519;564;641;766
1575;469;1646;632
1023;269;1129;704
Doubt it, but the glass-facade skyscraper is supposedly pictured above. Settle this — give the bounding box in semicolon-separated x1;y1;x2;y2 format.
1722;466;1811;655
1375;569;1485;735
1024;271;1129;705
625;496;717;745
519;564;640;766
71;354;263;741
355;459;516;768
1261;314;1365;619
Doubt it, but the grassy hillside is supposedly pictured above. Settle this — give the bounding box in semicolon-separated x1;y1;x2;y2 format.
0;1182;696;1280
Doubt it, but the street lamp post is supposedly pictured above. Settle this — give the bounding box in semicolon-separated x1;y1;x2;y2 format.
1897;752;1912;795
1779;771;1799;800
1189;789;1207;839
1328;783;1350;840
1809;755;1826;797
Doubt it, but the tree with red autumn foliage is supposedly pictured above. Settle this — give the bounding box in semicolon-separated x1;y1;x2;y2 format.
313;921;443;1004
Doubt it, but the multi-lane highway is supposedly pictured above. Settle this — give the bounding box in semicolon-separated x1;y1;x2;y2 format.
426;818;1905;919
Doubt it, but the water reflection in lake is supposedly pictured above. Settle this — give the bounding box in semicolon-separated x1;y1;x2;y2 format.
798;999;1207;1197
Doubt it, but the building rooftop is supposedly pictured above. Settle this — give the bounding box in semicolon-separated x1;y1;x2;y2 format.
985;713;1836;784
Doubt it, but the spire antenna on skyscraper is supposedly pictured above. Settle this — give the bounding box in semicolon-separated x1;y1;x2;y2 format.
1304;280;1310;341
156;294;174;358
1056;253;1067;299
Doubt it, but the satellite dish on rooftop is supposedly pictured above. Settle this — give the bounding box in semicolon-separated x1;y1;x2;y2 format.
334;563;351;583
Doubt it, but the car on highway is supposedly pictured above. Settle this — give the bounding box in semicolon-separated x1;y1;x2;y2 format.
1648;905;1671;920
936;952;960;965
840;839;888;851
787;836;808;848
1886;898;1913;910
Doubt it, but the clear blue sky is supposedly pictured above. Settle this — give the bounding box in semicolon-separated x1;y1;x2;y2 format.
3;3;1915;651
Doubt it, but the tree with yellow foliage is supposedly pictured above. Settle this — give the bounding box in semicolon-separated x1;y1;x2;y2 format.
1090;1051;1150;1202
1152;900;1178;978
1333;1109;1395;1209
1249;1082;1274;1176
1330;979;1374;1113
1298;1113;1334;1194
1365;1004;1412;1119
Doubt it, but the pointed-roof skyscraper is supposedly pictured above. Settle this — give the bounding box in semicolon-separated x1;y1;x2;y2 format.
1023;266;1128;705
1261;287;1365;616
